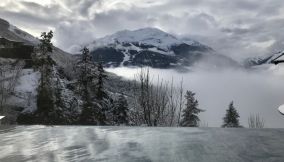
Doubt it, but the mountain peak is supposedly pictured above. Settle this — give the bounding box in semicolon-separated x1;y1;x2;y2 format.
116;27;170;35
94;27;186;51
132;27;172;35
88;27;216;68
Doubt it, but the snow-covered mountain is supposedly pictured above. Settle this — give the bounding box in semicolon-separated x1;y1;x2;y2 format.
92;27;210;51
0;19;38;45
88;28;238;68
244;51;284;67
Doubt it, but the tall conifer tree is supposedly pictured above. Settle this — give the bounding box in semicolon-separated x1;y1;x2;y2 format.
222;101;241;128
180;90;204;127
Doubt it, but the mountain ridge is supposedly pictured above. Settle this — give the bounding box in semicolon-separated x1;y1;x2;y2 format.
91;27;211;51
244;51;284;67
88;27;238;68
0;18;73;68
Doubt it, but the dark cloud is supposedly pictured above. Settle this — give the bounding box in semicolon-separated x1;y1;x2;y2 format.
0;0;283;58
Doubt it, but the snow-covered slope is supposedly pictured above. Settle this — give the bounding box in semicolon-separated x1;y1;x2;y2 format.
0;18;74;67
0;19;25;41
244;51;284;67
88;28;218;68
7;69;40;113
8;24;39;44
94;27;205;52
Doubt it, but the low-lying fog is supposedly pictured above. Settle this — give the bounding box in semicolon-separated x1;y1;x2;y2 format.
107;63;284;128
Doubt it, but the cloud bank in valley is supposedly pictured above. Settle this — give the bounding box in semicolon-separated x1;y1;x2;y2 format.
0;0;284;59
106;64;284;128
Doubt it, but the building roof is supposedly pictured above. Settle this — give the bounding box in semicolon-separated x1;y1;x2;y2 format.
0;37;21;43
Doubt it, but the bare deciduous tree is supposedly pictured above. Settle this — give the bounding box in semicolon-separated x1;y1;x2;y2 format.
177;78;184;126
0;60;24;115
130;68;186;127
248;113;265;128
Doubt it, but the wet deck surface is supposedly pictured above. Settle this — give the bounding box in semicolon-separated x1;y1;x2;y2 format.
0;126;284;162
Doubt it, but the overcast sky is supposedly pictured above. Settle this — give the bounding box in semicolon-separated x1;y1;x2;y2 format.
1;0;284;60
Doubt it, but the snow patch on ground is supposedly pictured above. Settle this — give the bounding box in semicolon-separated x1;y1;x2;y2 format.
7;69;40;112
15;69;39;92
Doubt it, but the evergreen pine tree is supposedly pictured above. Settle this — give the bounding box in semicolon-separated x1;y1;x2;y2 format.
52;74;67;124
113;94;129;125
76;47;106;125
222;101;241;128
32;31;56;124
94;62;109;125
180;90;204;127
76;47;96;94
96;62;108;100
79;88;102;125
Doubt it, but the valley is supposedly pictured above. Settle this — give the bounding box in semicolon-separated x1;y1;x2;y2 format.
0;17;283;128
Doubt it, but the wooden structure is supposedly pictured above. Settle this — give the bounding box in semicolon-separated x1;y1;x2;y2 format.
0;37;34;68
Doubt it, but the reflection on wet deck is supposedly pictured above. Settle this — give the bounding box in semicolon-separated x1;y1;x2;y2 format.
0;126;283;162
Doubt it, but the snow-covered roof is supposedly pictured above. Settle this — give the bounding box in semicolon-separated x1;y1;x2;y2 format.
0;116;5;120
0;36;21;43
